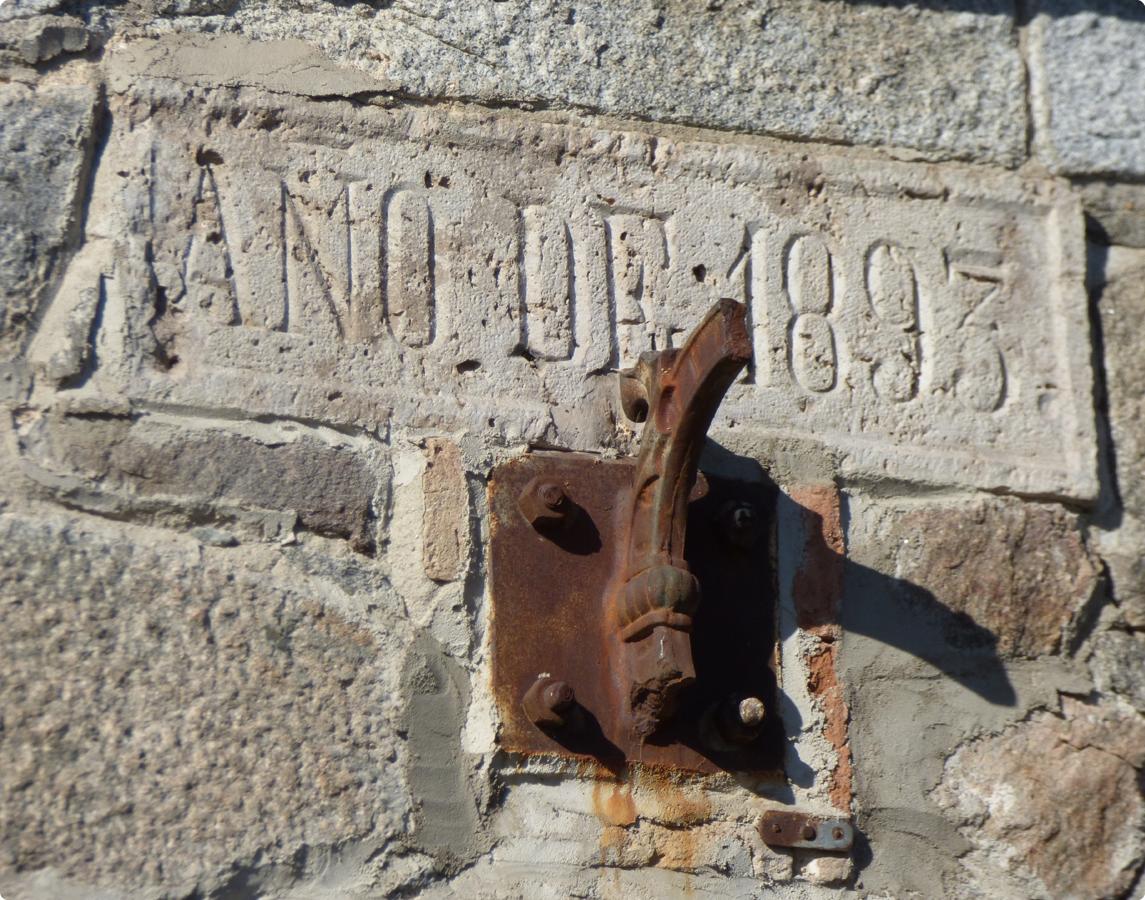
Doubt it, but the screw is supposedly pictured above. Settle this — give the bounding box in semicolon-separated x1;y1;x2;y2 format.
543;680;575;713
832;827;844;840
801;824;817;841
771;822;782;835
719;500;760;549
737;696;766;728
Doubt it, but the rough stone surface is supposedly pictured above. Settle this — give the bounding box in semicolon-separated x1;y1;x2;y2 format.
1035;0;1145;176
1089;630;1145;715
841;489;1101;898
0;80;96;360
1096;246;1145;521
4;15;89;64
1078;179;1145;247
421;438;468;582
1093;245;1145;629
105;0;1025;165
0;509;410;898
882;498;1098;657
932;699;1145;900
15;406;386;551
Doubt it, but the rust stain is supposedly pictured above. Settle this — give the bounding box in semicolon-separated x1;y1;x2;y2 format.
790;484;853;809
790;484;845;635
634;767;713;827
650;823;700;873
592;780;637;827
806;640;853;808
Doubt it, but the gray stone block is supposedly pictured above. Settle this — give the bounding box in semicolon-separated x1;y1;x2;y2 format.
15;407;388;552
124;0;1026;164
0;81;96;360
1035;0;1145;176
0;510;409;897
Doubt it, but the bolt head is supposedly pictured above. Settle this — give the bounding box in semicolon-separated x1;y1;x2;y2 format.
801;824;817;841
732;505;756;530
718;500;761;549
539;483;566;510
518;477;573;530
737;696;766;728
543;681;575;712
832;827;844;840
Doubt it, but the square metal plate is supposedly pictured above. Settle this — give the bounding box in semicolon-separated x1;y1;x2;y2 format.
489;452;783;775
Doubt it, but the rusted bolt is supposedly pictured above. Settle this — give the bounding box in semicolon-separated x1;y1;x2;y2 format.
718;500;760;549
539;482;566;510
832;827;844;840
522;675;578;730
714;694;766;746
543;680;575;713
771;822;783;835
737;696;766;728
801;824;817;841
518;477;573;531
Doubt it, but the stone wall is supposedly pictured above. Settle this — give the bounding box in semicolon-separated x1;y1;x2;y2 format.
1;1;1143;898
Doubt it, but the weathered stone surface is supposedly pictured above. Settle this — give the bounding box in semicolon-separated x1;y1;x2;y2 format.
884;498;1099;657
421;438;469;582
0;1;69;23
107;1;1026;164
1035;0;1145;176
1090;630;1145;715
15;407;386;551
933;699;1145;900
1096;246;1145;520
0;510;409;897
3;15;89;64
57;59;1095;496
0;80;96;360
1078;180;1145;247
1094;246;1145;628
842;488;1099;897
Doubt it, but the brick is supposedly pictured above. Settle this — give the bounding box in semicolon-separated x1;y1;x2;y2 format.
421;438;469;582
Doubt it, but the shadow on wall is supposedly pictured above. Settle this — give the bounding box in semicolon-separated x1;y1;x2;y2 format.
808;496;1018;708
836;547;1019;708
699;441;1017;709
841;0;1144;24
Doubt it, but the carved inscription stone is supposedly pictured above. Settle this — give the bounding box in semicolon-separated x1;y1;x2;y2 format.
48;76;1096;497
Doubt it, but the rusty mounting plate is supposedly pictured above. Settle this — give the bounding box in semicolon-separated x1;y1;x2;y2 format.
759;811;854;852
489;451;782;774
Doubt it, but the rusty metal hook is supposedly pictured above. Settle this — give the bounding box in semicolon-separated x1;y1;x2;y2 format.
611;298;752;738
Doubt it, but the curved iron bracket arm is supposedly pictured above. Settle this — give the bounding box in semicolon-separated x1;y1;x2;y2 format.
612;298;752;737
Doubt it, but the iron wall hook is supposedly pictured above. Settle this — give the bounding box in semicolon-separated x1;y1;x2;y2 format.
611;298;752;738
